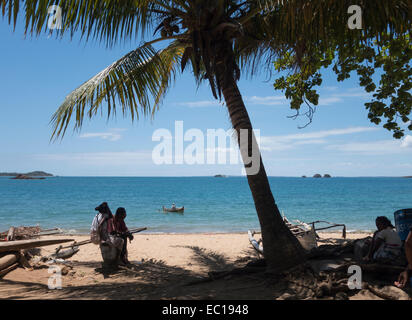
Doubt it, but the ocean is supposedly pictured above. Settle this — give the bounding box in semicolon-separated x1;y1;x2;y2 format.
0;176;411;234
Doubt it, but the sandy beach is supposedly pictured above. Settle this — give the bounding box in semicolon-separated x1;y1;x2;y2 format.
1;231;395;300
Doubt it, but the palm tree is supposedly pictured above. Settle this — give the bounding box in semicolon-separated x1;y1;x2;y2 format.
2;0;408;272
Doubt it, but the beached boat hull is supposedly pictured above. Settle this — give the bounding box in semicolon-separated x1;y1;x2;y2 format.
162;206;184;213
248;228;318;254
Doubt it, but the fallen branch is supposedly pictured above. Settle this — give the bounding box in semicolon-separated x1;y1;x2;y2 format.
0;252;19;271
364;283;411;300
0;262;19;278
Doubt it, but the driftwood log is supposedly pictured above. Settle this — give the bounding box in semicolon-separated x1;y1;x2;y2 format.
0;238;74;253
0;252;19;270
0;263;19;278
49;246;80;260
364;283;411;300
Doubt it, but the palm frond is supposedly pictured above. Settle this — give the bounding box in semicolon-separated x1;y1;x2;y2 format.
0;0;169;46
50;44;182;139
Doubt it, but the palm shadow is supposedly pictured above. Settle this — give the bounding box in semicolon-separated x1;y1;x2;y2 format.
0;245;269;300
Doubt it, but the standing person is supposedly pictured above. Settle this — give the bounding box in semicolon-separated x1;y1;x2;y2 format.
395;229;412;288
114;207;133;265
91;202;123;269
91;202;114;244
366;216;402;264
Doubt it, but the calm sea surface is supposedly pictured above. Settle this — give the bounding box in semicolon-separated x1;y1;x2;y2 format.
0;176;411;234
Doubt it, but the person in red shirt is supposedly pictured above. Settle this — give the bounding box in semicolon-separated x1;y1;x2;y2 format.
114;207;134;265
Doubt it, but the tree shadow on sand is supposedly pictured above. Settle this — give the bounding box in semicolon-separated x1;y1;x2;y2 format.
175;246;235;272
0;256;240;299
0;244;278;299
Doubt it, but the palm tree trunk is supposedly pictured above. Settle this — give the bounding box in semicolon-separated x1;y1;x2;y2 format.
220;73;306;272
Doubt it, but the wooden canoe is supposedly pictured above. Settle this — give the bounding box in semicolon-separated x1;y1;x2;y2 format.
248;229;317;254
162;206;184;213
0;238;74;253
248;230;263;254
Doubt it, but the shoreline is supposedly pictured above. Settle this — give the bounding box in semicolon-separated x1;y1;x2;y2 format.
56;229;375;236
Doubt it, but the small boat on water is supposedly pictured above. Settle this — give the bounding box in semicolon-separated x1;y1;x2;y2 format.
162;206;184;213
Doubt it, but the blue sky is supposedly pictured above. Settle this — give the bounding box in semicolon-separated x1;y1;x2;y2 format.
1;19;411;177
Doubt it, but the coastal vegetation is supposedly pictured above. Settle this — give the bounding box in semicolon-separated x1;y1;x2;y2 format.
1;0;410;273
0;171;53;177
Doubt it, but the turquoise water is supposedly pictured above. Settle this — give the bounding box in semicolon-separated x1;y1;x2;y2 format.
0;176;411;234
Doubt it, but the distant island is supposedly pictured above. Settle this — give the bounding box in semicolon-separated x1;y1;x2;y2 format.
11;174;46;180
313;174;332;178
214;174;227;178
0;171;53;178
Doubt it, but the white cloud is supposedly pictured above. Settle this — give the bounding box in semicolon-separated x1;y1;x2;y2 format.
401;135;412;148
294;139;327;146
326;139;412;155
246;95;287;105
34;151;153;164
318;97;343;105
268;126;377;141
174;100;222;108
260;127;378;152
79;129;126;142
175;88;370;109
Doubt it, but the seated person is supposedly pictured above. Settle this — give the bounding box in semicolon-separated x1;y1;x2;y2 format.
113;207;134;265
171;203;176;210
395;228;412;288
366;216;402;264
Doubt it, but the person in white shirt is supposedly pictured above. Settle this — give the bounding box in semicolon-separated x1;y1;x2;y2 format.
366;216;402;264
91;202;113;244
171;203;176;210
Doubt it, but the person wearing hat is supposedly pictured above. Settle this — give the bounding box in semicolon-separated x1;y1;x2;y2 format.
365;216;402;264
